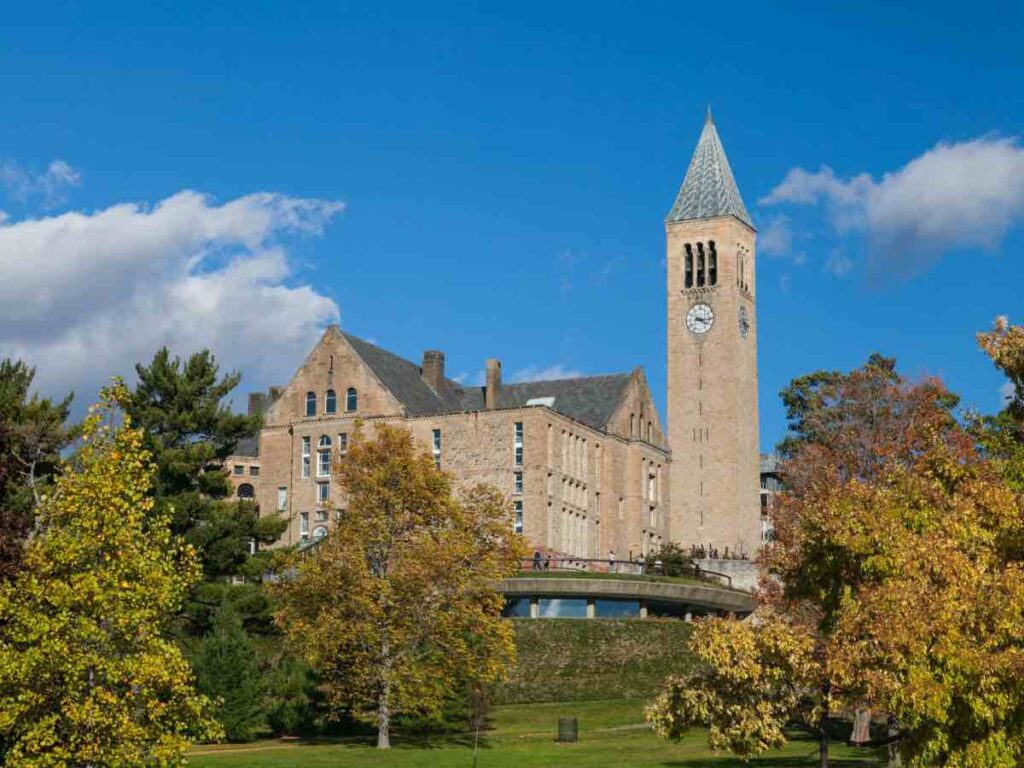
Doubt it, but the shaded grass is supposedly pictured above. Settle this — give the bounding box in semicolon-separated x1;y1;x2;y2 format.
189;699;884;767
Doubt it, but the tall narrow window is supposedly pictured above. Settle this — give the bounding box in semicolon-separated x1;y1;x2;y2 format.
325;389;337;414
300;511;309;540
684;244;694;288
277;486;288;511
301;436;311;479
630;414;635;437
514;422;523;467
513;501;524;534
316;481;330;504
696;243;706;287
346;387;357;412
514;471;523;495
305;392;316;417
317;435;332;478
338;432;348;454
708;241;718;285
432;428;442;470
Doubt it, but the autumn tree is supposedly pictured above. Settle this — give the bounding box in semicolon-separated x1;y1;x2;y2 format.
649;353;1024;768
274;423;523;749
0;385;220;766
0;359;74;582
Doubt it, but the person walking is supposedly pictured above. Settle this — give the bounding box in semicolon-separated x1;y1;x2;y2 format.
608;549;616;573
532;550;542;571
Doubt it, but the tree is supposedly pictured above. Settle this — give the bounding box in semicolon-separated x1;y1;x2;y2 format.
192;600;263;742
0;360;74;582
274;424;524;749
124;347;284;581
0;384;220;766
648;353;1024;768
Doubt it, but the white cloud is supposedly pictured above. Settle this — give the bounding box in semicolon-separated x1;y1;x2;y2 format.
1000;381;1016;405
760;136;1024;277
0;159;82;206
758;214;793;257
508;364;584;383
0;189;344;406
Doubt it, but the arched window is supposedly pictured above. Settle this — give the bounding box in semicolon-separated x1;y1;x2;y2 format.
346;387;357;412
312;525;328;540
708;241;718;286
237;483;255;499
684;244;694;289
305;391;316;417
696;243;706;287
630;414;636;437
325;389;337;414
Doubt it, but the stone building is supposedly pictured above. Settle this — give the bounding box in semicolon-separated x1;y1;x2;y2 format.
228;326;670;560
227;110;762;558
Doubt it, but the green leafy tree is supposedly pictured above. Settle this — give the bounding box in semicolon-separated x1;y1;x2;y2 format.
0;360;74;581
0;384;220;766
124;347;284;581
193;600;263;742
274;424;524;749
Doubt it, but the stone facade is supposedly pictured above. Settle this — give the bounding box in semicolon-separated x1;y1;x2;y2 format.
229;327;670;560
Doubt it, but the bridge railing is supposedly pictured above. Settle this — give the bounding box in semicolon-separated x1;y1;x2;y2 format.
517;557;733;589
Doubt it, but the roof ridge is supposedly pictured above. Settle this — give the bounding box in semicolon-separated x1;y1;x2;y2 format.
505;371;630;386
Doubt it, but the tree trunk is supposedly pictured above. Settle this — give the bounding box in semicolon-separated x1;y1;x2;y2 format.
377;677;391;749
819;683;830;768
819;730;829;768
887;714;901;767
851;708;871;744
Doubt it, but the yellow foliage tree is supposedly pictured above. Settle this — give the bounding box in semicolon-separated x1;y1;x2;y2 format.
274;423;524;749
0;385;221;767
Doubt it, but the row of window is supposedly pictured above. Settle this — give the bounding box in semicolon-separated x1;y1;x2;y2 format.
233;464;259;476
305;388;357;417
683;241;718;288
629;414;654;442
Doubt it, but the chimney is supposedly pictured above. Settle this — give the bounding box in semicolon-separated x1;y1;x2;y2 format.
248;392;267;416
485;358;502;409
421;349;445;392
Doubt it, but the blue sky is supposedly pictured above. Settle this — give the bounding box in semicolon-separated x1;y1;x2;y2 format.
1;2;1022;451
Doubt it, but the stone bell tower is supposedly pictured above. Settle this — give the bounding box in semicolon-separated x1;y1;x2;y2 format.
665;108;761;556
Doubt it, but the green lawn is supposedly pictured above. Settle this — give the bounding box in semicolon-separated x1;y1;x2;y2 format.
189;699;883;767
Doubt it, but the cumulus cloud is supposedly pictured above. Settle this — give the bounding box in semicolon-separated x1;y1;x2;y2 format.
1000;381;1016;405
0;189;344;405
760;136;1024;278
508;364;584;383
825;250;854;277
0;158;82;206
758;214;794;257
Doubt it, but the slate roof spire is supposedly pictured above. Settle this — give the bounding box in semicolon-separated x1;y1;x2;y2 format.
666;108;753;229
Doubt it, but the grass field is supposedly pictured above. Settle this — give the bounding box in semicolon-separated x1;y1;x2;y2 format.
189;699;884;767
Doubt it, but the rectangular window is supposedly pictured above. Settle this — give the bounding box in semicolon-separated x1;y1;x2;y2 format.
249;465;260;476
432;428;442;470
513;500;523;535
300;511;309;540
338;432;348;454
314;508;329;522
277;486;288;511
514;471;523;495
317;482;330;504
318;449;331;478
514;422;523;467
233;465;244;475
301;436;311;479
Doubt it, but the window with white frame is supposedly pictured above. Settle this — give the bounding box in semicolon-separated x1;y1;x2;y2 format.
314;508;329;522
514;471;523;495
513;500;523;534
312;525;328;540
317;435;332;477
316;481;330;504
432;428;442;469
514;422;523;467
301;436;311;479
277;486;288;511
300;511;309;540
338;432;348;454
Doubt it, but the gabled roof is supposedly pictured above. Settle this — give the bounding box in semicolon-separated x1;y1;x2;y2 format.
666;108;753;229
343;332;632;431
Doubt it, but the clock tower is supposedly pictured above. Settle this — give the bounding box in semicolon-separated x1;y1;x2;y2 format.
666;109;762;555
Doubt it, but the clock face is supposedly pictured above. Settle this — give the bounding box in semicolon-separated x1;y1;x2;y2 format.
739;306;750;338
686;303;714;334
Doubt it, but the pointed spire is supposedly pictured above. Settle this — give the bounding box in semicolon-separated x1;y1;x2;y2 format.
666;110;753;229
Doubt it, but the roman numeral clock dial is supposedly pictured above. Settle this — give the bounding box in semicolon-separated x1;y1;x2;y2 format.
685;303;714;335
